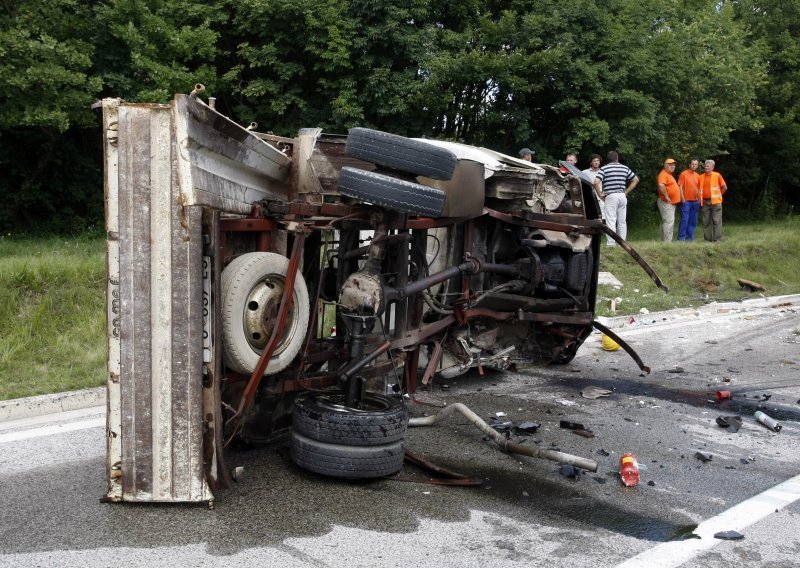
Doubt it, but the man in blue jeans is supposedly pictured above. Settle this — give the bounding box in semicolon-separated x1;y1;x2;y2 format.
677;159;701;240
594;151;640;246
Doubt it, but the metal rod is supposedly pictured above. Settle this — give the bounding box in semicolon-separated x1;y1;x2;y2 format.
409;403;598;472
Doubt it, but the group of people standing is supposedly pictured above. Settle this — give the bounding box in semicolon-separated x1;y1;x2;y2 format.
656;158;728;242
518;148;728;245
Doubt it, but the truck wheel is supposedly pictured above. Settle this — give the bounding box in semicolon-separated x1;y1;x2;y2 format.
290;431;405;479
221;252;309;375
345;127;457;181
338;167;446;217
293;393;408;446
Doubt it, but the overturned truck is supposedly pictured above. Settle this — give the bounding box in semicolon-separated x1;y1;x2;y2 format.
97;88;665;504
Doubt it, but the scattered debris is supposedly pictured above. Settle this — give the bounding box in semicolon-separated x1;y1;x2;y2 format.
514;421;540;434
559;464;582;480
560;420;585;431
522;491;529;497
736;278;765;292
695;452;713;463
572;429;595;439
619;453;640;486
759;394;772;402
667;366;685;374
556;399;577;407
715;390;732;401
639;307;650;314
714;530;744;541
755;411;782;432
601;334;620;351
581;386;613;399
596;449;610;456
647;480;656;487
489;417;514;432
593;476;607;484
716;415;742;433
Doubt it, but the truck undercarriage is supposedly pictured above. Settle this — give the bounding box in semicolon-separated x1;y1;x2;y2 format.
97;88;665;503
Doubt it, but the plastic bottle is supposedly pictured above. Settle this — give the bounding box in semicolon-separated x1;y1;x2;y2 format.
619;452;640;486
755;411;782;432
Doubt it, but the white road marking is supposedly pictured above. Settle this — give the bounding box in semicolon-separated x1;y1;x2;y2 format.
616;472;800;567
0;417;105;444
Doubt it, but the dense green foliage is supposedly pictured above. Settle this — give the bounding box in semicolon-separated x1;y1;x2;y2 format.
1;0;797;234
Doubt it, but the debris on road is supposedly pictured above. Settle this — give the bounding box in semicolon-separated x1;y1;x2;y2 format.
715;390;732;400
596;449;610;456
716;415;743;433
514;421;540;434
755;410;782;432
572;429;595;439
581;386;613;399
695;452;713;463
714;530;745;540
559;464;582;480
667;366;685;374
619;453;640;486
736;278;765;293
556;399;577;407
601;334;620;351
560;420;585;430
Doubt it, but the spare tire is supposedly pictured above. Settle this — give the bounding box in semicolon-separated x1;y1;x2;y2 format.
345;127;457;181
293;392;408;446
290;431;405;479
221;252;310;375
338;167;446;217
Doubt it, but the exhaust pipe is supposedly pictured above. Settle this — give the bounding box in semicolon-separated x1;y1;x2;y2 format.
409;403;598;472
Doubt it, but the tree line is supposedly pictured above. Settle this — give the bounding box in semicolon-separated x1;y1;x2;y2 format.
1;0;797;234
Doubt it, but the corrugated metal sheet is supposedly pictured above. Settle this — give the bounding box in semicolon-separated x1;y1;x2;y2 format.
102;99;210;502
102;94;294;503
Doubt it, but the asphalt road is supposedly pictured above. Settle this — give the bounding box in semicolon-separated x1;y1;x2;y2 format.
1;296;799;567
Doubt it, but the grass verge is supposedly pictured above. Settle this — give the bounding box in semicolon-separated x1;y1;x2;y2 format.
0;236;105;400
596;217;800;316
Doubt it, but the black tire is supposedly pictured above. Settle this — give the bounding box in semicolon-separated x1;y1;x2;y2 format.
293;393;408;446
290;431;405;479
345;127;457;181
338;167;446;217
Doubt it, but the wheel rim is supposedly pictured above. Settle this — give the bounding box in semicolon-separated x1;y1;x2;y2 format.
241;274;301;356
314;393;392;414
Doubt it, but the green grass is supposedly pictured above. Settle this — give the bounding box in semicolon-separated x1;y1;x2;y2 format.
0;236;106;400
596;217;800;316
1;217;799;400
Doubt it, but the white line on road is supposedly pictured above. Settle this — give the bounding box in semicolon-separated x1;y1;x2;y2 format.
0;417;105;444
616;472;800;567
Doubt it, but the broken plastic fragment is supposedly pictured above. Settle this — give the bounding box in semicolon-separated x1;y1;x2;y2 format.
695;452;713;463
714;530;744;540
515;421;540;434
559;464;582;479
581;386;613;399
715;415;742;433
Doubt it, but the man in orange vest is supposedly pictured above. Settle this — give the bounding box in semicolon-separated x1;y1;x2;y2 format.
657;158;680;241
698;159;728;242
677;159;701;240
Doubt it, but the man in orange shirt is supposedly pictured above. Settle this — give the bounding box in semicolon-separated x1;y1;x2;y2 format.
657;158;680;241
699;159;728;242
677;159;701;241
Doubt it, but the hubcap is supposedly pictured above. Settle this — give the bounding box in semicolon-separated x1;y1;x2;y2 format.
242;275;300;356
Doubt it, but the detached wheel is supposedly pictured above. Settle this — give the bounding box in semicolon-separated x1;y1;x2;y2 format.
291;431;405;479
338;167;446;217
221;252;310;375
293;392;408;446
345;127;457;181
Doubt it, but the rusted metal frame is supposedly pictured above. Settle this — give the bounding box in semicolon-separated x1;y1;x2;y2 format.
516;310;594;325
338;341;393;383
402;229;428;395
396;449;482;486
593;319;651;374
402;213;484;230
219;216;277;259
486;207;598;234
260;375;339;395
601;226;669;292
420;340;442;386
462;219;475;301
294;229;328;384
391;308;515;350
384;259;478;303
203;211;232;490
231;228;309;419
